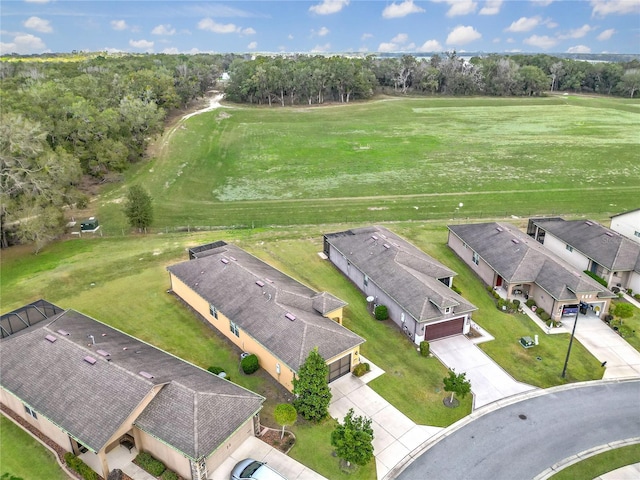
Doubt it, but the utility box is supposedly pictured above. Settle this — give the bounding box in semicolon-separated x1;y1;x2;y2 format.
80;217;99;232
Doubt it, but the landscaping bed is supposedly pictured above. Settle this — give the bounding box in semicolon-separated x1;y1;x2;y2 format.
259;427;296;454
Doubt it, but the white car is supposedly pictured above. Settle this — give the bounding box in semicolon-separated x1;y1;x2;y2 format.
230;459;287;480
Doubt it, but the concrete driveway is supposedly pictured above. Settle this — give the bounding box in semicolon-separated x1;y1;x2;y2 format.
561;314;640;379
329;357;443;480
210;436;326;480
429;335;537;408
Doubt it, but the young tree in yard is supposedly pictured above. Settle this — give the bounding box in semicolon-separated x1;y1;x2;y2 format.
331;408;374;467
292;347;332;422
124;185;153;232
273;404;297;439
443;370;471;406
612;303;634;320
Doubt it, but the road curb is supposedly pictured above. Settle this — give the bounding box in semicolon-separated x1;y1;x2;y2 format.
532;437;640;479
383;378;640;480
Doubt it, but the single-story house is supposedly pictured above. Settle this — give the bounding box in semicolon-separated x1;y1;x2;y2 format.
448;222;616;320
323;226;477;343
610;208;640;246
167;241;365;390
527;217;640;293
0;301;264;480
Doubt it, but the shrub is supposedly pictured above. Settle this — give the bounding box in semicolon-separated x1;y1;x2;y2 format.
241;354;260;374
64;452;98;480
583;270;608;287
135;452;166;477
207;366;224;375
627;288;633;296
419;340;430;357
634;294;640;301
374;305;388;320
525;298;536;308
352;363;369;377
160;470;180;480
492;290;500;299
539;312;551;321
497;298;508;311
451;285;462;294
512;299;520;308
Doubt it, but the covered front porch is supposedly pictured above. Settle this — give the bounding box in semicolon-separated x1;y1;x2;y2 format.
80;443;156;480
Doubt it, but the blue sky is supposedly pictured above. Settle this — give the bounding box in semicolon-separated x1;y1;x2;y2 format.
1;0;639;56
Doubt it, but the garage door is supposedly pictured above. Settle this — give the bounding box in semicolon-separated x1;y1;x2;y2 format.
425;317;464;340
327;354;351;383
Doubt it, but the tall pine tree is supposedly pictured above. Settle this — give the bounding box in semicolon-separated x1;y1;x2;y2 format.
123;185;153;232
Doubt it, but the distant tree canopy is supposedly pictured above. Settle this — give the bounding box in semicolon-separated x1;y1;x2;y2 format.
226;52;640;105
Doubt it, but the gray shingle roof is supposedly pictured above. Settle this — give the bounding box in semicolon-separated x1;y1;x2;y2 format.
531;218;640;272
324;226;477;323
0;309;263;459
167;244;364;371
448;222;617;301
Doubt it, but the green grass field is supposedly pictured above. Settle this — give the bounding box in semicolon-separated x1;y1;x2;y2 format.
3;95;639;479
95;95;640;233
549;443;640;480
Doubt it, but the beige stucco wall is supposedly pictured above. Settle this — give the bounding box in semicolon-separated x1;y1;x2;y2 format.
205;416;256;474
170;272;355;392
1;388;73;452
138;429;192;479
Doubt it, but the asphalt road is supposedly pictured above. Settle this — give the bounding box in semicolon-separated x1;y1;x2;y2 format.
396;380;640;480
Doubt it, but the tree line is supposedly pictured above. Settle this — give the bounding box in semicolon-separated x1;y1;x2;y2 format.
1;51;638;250
1;53;229;249
226;52;640;104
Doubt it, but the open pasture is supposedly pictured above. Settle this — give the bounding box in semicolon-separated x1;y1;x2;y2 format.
99;95;640;231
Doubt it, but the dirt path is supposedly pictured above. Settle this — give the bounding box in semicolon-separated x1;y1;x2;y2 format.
151;92;226;158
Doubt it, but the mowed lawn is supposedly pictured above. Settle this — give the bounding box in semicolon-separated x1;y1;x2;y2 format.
97;95;640;232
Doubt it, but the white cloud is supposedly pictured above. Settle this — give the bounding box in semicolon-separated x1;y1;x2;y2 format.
309;0;349;15
443;0;478;17
198;18;254;34
480;0;503;15
111;20;128;31
492;37;501;43
590;0;640;17
523;34;557;49
597;28;616;40
361;33;373;40
103;47;124;54
129;39;154;50
311;43;331;52
530;0;554;6
567;45;591;53
24;16;53;33
288;34;294;40
162;47;180;54
248;41;257;49
0;34;46;54
558;24;593;39
378;42;398;52
382;1;425;19
417;39;443;51
391;33;409;44
545;20;558;28
446;25;482;45
506;16;541;32
151;24;176;36
317;26;330;36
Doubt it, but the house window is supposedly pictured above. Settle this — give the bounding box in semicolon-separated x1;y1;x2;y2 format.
444;307;451;314
364;275;369;287
24;405;37;419
472;252;479;265
635;231;640;238
566;244;573;252
209;304;218;319
229;320;239;337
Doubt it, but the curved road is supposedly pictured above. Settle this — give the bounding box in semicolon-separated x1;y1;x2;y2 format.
396;380;640;480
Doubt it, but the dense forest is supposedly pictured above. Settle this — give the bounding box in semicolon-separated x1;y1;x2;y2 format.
1;52;639;250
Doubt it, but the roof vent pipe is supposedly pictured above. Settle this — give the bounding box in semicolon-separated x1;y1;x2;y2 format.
87;335;95;345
